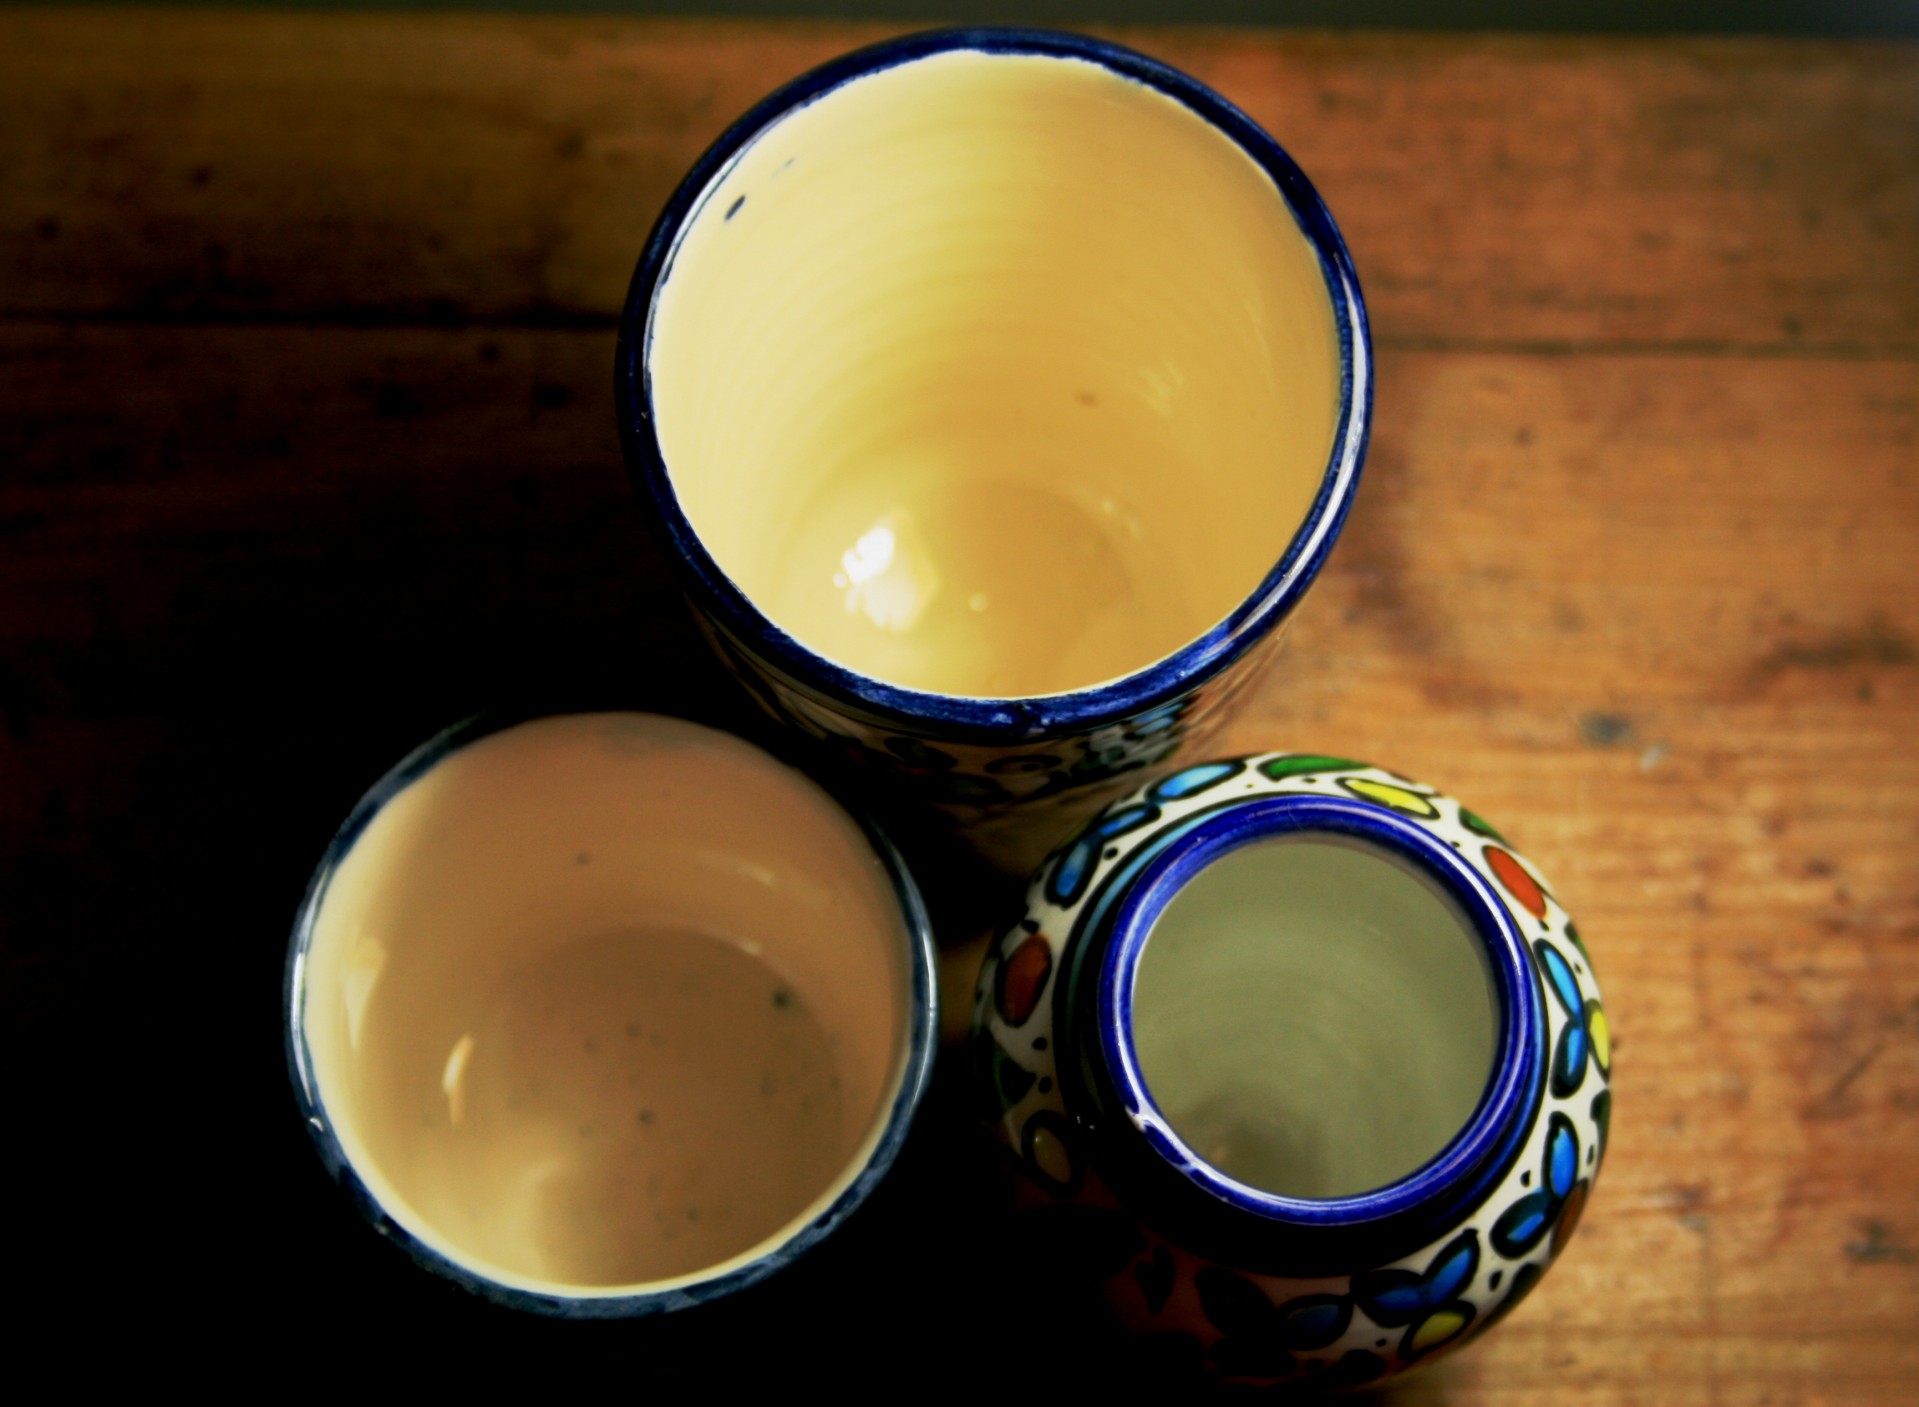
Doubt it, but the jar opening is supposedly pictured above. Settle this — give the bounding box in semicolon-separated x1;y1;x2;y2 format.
1129;831;1498;1201
1091;792;1540;1235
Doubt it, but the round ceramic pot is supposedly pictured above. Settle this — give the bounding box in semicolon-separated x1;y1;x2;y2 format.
287;712;937;1316
616;28;1371;871
971;753;1610;1388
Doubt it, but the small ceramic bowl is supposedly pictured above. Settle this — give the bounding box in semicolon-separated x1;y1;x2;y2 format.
972;753;1610;1387
285;712;937;1316
617;28;1371;870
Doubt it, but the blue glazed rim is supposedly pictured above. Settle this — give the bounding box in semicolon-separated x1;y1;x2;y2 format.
1063;793;1544;1277
614;26;1372;745
282;709;940;1318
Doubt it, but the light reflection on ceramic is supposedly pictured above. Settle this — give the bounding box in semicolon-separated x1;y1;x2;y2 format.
972;754;1610;1387
617;28;1371;870
285;712;937;1317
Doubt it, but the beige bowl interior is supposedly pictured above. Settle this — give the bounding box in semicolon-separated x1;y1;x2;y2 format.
296;714;915;1296
648;48;1341;699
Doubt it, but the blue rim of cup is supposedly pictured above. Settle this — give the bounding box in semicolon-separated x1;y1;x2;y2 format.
1066;792;1544;1277
615;26;1372;745
282;710;941;1318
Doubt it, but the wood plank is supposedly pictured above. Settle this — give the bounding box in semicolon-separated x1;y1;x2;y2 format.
4;323;1913;1393
1233;348;1919;1400
2;11;1915;349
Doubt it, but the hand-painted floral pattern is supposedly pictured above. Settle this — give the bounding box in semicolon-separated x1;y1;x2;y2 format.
970;753;1611;1385
697;613;1285;871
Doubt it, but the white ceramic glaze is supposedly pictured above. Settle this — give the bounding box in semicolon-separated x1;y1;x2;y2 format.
288;713;937;1314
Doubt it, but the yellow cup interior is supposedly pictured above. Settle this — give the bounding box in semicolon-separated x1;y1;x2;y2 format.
648;49;1341;699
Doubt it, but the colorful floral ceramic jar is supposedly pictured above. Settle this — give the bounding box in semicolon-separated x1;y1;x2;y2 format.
972;753;1610;1388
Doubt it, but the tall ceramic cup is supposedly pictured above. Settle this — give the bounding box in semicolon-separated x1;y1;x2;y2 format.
617;29;1370;870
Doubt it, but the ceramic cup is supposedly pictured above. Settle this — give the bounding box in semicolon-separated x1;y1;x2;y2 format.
285;712;937;1315
972;754;1610;1387
617;28;1371;871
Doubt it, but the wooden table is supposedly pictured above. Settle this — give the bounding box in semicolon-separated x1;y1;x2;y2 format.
4;11;1914;1397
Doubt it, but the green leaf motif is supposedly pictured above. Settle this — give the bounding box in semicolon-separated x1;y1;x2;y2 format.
1259;754;1366;780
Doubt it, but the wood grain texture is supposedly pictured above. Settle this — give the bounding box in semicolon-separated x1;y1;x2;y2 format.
2;10;1915;1397
2;11;1915;348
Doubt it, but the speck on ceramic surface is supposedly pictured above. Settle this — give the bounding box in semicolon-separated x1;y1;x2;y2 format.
971;754;1611;1387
